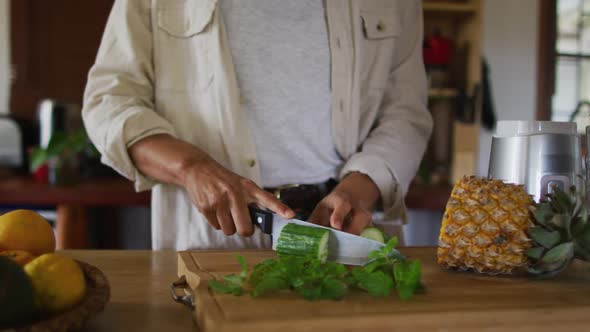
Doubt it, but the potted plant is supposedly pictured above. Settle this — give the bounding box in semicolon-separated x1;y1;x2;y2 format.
29;129;94;186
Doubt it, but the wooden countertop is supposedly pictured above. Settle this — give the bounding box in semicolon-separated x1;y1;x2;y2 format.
61;248;590;332
63;250;193;332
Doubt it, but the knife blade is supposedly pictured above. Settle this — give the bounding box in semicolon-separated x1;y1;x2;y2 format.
249;206;384;266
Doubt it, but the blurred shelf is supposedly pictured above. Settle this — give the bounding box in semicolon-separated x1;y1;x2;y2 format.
405;182;452;211
428;88;459;99
423;2;478;15
0;175;150;206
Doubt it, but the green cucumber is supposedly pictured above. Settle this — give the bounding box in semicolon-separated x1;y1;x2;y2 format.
360;227;386;243
276;223;329;263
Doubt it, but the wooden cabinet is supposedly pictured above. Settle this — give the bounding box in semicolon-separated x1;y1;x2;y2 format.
422;0;483;185
10;0;114;118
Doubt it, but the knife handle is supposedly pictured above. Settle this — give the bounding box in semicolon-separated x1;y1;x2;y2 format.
248;205;273;235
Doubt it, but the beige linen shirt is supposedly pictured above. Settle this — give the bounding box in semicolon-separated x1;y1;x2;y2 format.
83;0;433;250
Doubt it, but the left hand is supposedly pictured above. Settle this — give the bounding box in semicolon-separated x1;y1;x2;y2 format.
308;172;381;235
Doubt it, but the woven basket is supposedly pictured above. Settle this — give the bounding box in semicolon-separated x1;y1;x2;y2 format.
10;260;111;332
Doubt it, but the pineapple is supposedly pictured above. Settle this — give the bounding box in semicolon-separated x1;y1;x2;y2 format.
438;176;590;276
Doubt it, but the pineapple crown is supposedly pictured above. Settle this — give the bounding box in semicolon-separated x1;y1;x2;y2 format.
526;181;590;277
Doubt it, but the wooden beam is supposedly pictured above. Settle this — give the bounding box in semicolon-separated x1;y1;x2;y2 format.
535;0;557;121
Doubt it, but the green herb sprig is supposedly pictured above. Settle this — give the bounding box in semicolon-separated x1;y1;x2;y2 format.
209;237;424;301
208;256;248;296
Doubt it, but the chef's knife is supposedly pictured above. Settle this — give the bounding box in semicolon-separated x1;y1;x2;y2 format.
248;206;384;266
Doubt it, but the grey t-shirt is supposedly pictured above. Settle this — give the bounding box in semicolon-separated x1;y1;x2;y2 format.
220;0;342;187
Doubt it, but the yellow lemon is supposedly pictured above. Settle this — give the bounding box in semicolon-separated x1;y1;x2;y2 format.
0;210;55;255
0;250;36;267
25;253;86;313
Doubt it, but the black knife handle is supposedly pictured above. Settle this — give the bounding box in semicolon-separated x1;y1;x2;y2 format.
248;205;273;235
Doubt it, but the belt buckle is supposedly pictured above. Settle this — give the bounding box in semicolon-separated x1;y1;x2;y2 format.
273;184;300;200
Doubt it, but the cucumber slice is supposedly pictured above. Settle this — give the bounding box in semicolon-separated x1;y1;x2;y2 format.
276;223;329;263
360;227;386;243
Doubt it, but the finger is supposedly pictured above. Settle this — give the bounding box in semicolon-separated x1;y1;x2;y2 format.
251;187;295;219
202;209;220;230
330;201;352;230
216;196;236;236
229;192;254;237
308;206;322;225
308;203;331;227
343;209;372;235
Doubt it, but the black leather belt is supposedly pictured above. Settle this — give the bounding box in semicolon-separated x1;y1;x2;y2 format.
264;179;338;220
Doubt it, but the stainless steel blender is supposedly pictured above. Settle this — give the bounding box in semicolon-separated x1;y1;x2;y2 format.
488;121;582;202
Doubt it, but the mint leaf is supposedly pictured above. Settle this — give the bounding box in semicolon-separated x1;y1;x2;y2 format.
382;236;398;254
222;274;242;285
237;255;248;279
320;277;348;300
351;268;394;297
249;259;280;285
296;285;323;301
393;260;422;300
366;237;405;265
209;256;248;296
321;261;348;278
362;257;388;273
251;275;289;297
212;241;424;301
209;277;243;295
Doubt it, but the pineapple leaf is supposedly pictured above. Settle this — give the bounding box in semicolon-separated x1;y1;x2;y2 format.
572;206;588;235
572;194;584;219
563;215;573;240
541;242;574;264
572;218;586;236
525;247;544;260
569;185;577;195
581;207;589;228
552;188;574;213
531;204;554;229
548;214;565;229
573;242;590;261
575;225;590;249
527;259;571;278
528;227;561;249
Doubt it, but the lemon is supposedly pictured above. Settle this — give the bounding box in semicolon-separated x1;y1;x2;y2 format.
0;210;55;255
25;253;86;313
0;250;36;267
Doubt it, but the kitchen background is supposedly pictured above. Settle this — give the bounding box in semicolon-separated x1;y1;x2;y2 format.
0;0;559;248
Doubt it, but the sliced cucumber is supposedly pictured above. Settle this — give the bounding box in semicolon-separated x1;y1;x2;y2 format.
276;223;329;263
360;227;386;243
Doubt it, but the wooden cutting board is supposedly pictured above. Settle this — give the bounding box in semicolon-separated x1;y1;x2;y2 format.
177;248;590;332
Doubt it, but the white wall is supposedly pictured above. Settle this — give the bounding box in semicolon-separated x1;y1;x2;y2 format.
0;0;10;115
476;0;540;176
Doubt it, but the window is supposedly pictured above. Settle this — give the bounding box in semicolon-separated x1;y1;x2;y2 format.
552;0;590;129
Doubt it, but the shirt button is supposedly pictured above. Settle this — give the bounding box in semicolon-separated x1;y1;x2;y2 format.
246;159;256;168
377;21;385;32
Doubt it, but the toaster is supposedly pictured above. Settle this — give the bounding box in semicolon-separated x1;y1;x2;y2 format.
488;121;582;202
0;116;23;169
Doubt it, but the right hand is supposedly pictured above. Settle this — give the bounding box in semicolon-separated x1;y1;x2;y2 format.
182;158;295;236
